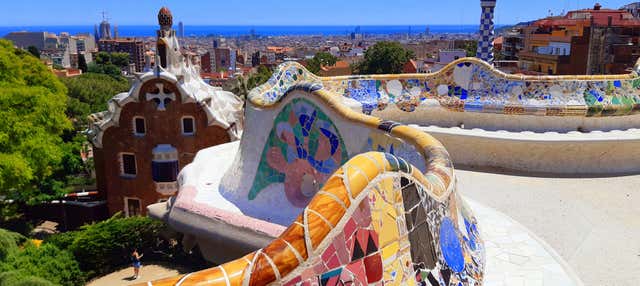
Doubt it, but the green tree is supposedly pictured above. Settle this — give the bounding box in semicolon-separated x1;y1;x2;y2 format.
110;52;130;69
223;65;273;99
61;73;129;129
464;41;478;57
46;214;166;278
0;39;73;205
26;46;40;58
0;243;86;286
223;76;250;99
87;51;128;77
77;54;88;73
248;65;273;90
0;271;56;286
94;52;111;65
352;41;415;74
306;52;338;74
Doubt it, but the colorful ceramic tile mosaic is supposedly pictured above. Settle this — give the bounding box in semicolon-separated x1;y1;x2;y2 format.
249;98;349;208
144;152;484;286
249;59;640;117
144;58;490;285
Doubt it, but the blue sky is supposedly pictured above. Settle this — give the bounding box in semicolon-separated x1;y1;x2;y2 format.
0;0;635;26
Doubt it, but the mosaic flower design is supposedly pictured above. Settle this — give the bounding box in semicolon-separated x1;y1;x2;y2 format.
249;98;348;208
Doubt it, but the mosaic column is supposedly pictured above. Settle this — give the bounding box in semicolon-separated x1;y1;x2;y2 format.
477;0;497;64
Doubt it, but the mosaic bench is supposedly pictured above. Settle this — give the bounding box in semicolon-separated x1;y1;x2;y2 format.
145;80;486;285
251;58;640;132
244;59;640;174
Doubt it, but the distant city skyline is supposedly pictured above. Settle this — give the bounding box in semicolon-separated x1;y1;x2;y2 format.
0;0;636;26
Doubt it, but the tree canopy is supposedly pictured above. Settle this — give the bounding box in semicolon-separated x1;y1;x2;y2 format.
306;52;338;75
0;39;73;204
61;73;130;129
87;52;130;77
352;41;415;74
224;65;273;99
463;41;478;57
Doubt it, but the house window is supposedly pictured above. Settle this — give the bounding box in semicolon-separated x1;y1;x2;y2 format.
120;153;137;177
133;117;146;136
182;116;195;136
152;161;179;182
124;197;141;217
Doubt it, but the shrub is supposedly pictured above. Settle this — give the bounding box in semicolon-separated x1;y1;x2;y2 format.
46;213;166;278
0;229;25;259
0;243;85;286
44;230;76;250
0;271;57;286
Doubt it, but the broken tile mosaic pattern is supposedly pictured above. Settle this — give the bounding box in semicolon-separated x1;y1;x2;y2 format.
250;59;640;117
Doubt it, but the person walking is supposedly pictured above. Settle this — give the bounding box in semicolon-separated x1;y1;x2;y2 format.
131;248;143;279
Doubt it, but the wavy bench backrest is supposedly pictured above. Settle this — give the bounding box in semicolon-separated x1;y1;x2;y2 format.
251;58;640;118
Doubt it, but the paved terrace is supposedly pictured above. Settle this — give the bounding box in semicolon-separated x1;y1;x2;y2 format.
458;169;640;286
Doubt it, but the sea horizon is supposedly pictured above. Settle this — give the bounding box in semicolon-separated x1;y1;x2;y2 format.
0;24;510;37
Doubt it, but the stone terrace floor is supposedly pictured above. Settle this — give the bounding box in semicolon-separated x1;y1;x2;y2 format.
458;169;640;286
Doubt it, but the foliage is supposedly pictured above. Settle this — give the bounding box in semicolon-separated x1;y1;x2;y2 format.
88;51;130;77
224;65;273;99
0;39;73;205
0;271;56;286
464;40;478;57
223;76;250;99
306;52;338;74
0;243;85;286
0;229;25;259
46;214;167;278
110;53;130;68
494;47;505;61
26;46;40;58
87;62;121;77
248;65;273;90
61;73;129;129
352;41;415;74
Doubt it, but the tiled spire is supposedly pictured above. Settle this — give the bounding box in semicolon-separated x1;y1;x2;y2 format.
477;0;497;64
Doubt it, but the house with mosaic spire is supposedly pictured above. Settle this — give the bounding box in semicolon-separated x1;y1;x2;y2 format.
87;7;243;216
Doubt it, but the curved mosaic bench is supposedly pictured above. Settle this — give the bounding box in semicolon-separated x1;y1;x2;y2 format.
250;58;640;131
246;59;640;174
147;152;483;286
144;81;485;285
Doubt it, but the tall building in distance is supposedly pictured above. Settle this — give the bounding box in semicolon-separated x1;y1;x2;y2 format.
178;21;184;38
4;31;47;50
98;38;145;72
113;24;119;39
99;12;112;40
477;0;497;64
